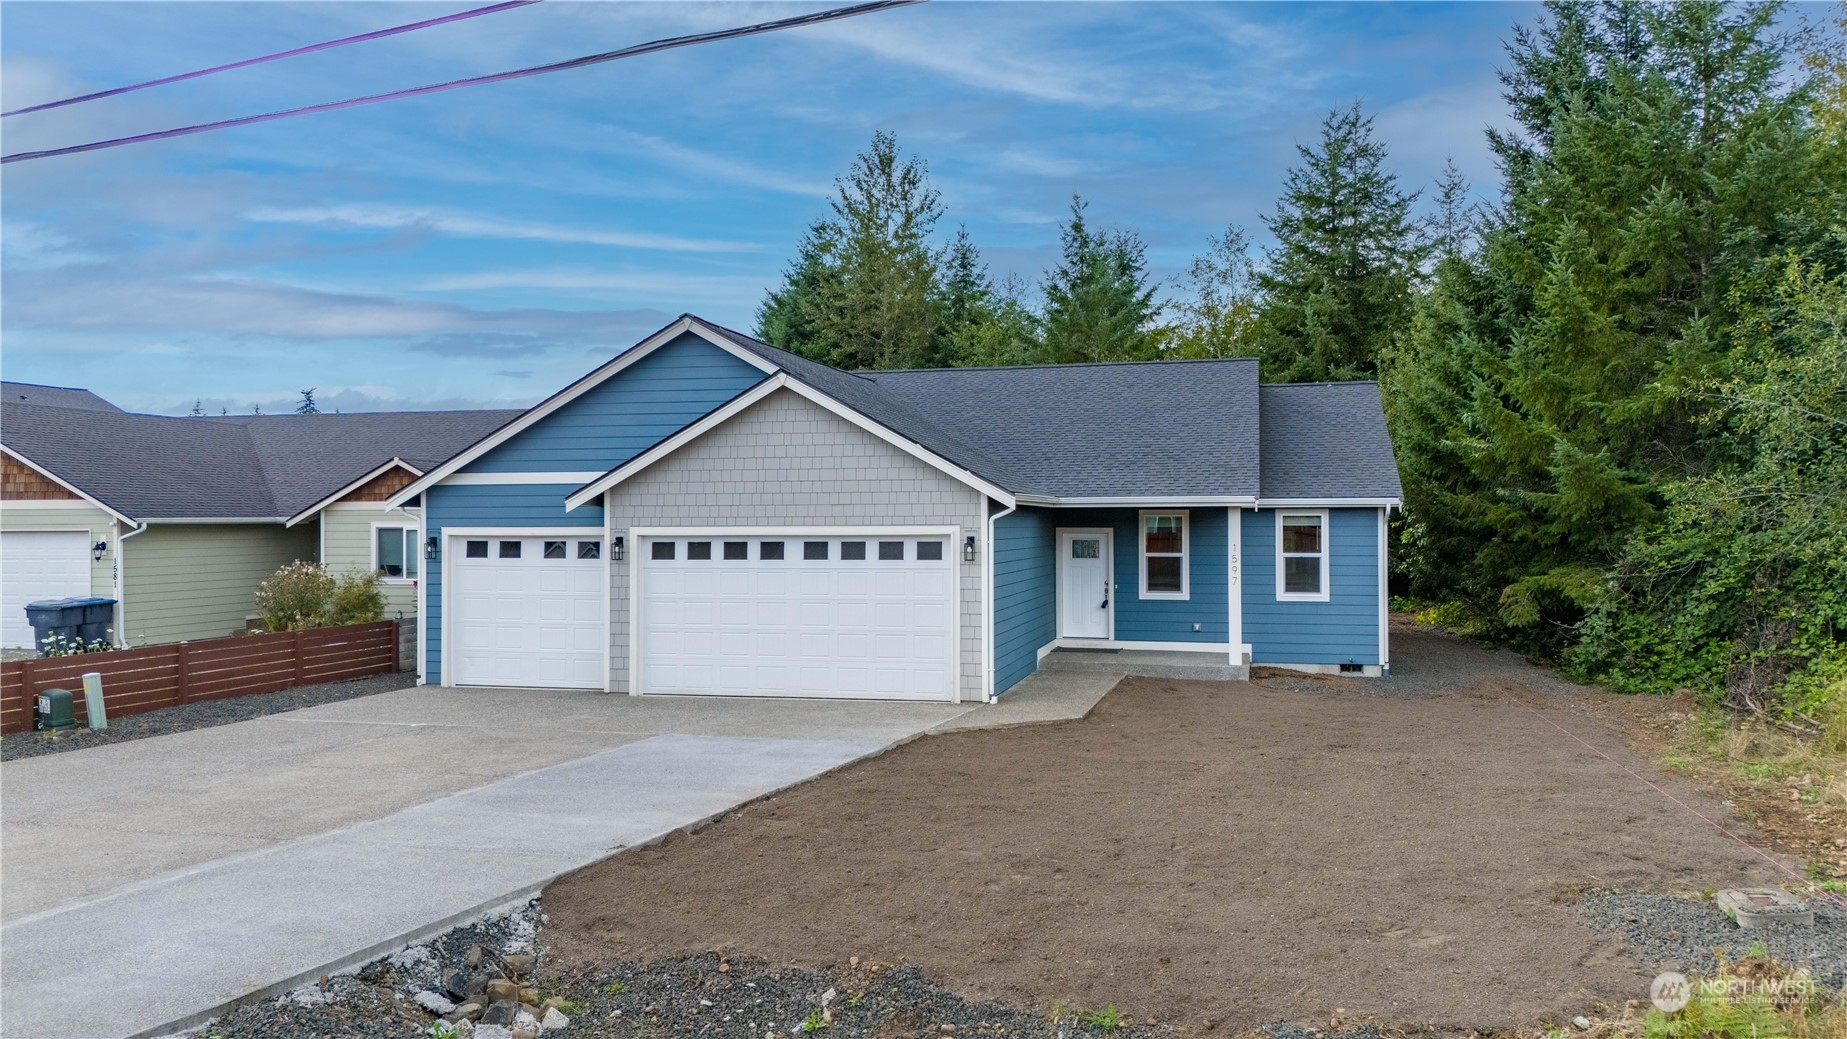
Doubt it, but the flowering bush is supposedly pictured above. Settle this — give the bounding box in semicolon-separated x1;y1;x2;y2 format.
39;630;114;657
255;561;334;632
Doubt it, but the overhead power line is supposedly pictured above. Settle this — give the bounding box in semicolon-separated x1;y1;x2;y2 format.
1;1;542;118
1;1;921;164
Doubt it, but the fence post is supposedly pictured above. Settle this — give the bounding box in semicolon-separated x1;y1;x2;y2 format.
19;657;37;732
293;629;307;687
176;642;190;704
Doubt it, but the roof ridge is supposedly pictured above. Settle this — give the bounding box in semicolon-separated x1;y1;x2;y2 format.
1;380;97;392
1260;379;1381;388
870;356;1261;375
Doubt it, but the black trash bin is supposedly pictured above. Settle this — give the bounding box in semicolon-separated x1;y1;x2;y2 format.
24;596;117;654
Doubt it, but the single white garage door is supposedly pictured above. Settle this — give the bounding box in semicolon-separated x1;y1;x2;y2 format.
0;531;93;649
637;533;956;701
448;534;604;689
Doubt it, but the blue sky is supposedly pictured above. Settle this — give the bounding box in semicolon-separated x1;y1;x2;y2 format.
1;1;1533;415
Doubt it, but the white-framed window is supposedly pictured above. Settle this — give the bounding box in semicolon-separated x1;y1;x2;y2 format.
1276;510;1330;602
1138;510;1188;599
372;525;419;581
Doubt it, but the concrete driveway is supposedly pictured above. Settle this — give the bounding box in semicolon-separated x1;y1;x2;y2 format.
0;681;1112;1039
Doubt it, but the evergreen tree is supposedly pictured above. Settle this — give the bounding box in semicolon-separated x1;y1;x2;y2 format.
755;223;832;359
755;131;943;370
1158;222;1261;360
188;399;205;417
935;229;1040;367
295;389;318;415
1039;196;1158;363
1383;1;1824;657
1426;157;1477;261
1255;102;1425;382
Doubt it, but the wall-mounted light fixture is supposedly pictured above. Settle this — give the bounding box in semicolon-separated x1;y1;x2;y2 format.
963;534;977;563
424;535;439;561
92;540;108;562
611;535;625;562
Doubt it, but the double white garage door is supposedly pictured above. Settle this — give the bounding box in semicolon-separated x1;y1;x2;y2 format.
446;530;957;701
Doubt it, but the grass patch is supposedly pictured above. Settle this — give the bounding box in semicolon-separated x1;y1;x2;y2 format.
1079;1004;1123;1032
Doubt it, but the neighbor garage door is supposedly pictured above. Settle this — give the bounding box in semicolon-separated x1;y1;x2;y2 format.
0;531;93;649
448;533;604;689
637;532;956;701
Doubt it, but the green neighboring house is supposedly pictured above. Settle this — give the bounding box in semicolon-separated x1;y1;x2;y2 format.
0;381;515;649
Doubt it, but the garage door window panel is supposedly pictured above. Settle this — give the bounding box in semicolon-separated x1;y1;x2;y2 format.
759;541;785;560
652;541;675;560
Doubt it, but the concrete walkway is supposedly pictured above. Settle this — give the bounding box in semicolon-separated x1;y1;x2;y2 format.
0;678;1117;1038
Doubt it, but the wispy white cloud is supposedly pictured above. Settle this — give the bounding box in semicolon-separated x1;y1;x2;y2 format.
417;267;771;303
5;270;672;344
244;204;761;253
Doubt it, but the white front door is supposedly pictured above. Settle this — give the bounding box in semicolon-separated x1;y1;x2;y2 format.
637;532;956;701
448;534;605;689
0;531;93;649
1059;530;1111;640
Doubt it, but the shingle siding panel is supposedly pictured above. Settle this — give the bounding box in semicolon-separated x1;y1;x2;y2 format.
602;389;987;701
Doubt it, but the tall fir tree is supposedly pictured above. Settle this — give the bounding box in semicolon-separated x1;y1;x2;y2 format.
1038;196;1158;363
1382;0;1825;656
295;389;318;415
1254;102;1425;382
755;131;943;370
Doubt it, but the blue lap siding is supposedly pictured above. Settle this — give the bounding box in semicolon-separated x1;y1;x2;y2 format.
461;332;766;474
990;507;1231;696
426;332;769;683
992;507;1057;694
1241;507;1382;666
1057;507;1229;645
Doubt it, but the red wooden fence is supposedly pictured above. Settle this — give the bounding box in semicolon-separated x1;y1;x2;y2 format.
0;620;399;734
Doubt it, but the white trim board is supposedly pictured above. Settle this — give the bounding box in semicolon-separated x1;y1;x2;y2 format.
565;375;1016;511
1030;496;1259;507
387;316;777;509
1051;638;1238;657
442;472;606;486
1258;498;1402;508
284;458;422;527
0;444;137;525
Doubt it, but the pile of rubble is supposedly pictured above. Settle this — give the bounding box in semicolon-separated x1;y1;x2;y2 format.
413;945;572;1038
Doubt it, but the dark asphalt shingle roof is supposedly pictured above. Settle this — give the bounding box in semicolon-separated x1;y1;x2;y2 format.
691;317;1398;502
866;359;1262;500
1;381;123;412
1;403;518;520
1257;382;1403;501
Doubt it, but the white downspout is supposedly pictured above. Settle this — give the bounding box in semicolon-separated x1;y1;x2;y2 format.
984;501;1017;703
114;521;149;647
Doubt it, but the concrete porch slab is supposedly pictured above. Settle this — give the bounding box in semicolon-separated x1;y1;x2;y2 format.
1039;647;1249;682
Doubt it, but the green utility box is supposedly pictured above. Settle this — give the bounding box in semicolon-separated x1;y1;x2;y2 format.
34;688;76;732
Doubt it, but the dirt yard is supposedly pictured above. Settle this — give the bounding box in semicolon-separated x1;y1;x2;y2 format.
543;622;1797;1032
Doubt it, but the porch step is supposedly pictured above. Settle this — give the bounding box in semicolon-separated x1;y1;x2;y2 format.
1040;648;1249;683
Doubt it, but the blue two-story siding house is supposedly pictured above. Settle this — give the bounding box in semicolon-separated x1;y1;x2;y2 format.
389;315;1403;703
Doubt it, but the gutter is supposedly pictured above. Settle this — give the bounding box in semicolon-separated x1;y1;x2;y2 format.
134;517;290;525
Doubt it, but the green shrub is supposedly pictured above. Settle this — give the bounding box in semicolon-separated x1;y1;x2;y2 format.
327;569;387;626
255;561;333;632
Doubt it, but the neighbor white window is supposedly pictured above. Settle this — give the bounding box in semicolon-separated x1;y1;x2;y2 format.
373;525;418;581
1276;511;1329;602
1138;510;1188;599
